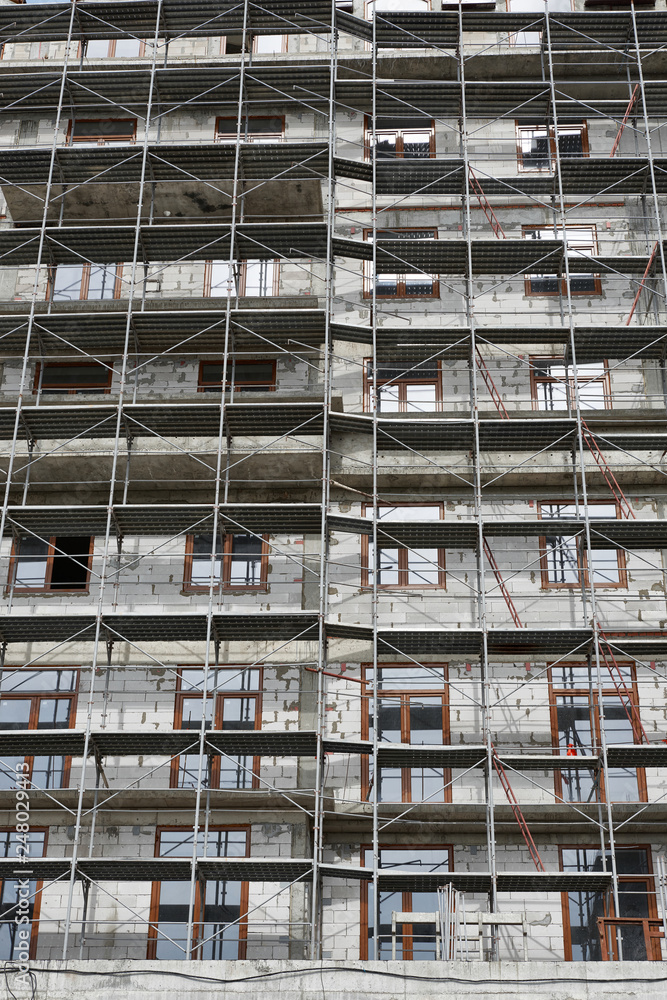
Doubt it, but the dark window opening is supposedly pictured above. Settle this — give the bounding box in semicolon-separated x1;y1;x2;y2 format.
198;361;276;393
10;536;93;592
35;362;112;395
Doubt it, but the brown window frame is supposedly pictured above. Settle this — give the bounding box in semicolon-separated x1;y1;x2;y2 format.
548;662;646;804
361;662;451;803
67;118;137;145
214;116;285;142
516;121;589;171
0;670;78;790
363;357;442;413
361;503;446;590
170;666;262;790
147;825;250;961
46;263;124;302
197;360;276;393
79;39;147;58
33;361;113;396
522;224;601;297
559;844;660;962
363;114;436;160
0;827;48;961
362;228;439;300
7;536;94;594
529;356;611;412
359;842;453;960
203;259;279;297
183;533;270;592
537;501;627;590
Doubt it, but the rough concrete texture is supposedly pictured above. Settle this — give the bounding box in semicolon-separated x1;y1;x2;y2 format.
5;961;667;1000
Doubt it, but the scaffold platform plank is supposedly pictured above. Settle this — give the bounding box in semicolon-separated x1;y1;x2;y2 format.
0;612;321;645
0;223;328;265
0;142;330;186
3;503;323;537
0;729;369;759
499;753;601;771
606;744;667;766
0;857;316;882
0;65;332;110
0;1;337;42
0;308;326;355
332;236;650;277
373;10;667;48
375;744;487;767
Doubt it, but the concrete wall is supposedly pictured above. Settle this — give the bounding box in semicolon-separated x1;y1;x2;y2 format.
4;960;667;1000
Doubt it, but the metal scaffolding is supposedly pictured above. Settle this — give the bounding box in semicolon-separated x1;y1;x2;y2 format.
0;0;665;970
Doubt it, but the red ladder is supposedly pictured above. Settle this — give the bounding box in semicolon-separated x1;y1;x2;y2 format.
492;748;545;872
598;631;649;745
483;539;523;628
468;166;506;239
475;348;509;419
580;419;635;520
626;241;658;326
610;84;639;158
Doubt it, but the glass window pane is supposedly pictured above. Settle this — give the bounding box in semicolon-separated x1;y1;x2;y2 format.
191;535;222;585
377;665;445;688
410;768;444;802
375;272;399;297
52;265;84;301
0;669;76;693
31;755;67;789
521;130;551;169
0;699;31;730
176;753;212;789
368;543;399;586
375;133;397;158
244;260;272;296
199;879;242;959
179;696;209;730
85;40;110;57
408;696;443;744
557;695;597;803
404;384;437;412
378;384;401;411
403;273;435;295
0;831;45;961
219;753;253;789
0;757;26;790
36;698;72;729
87;265;119;300
208;262;236;297
254;34;284;53
403;131;431;158
14;537;49;589
588;548;621;585
544;535;580;584
220;697;256;730
153;880;190;959
406;548;439;585
377;768;403;801
229;535;262;586
114;38;142;57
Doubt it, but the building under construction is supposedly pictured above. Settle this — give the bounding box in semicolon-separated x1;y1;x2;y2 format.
0;0;665;996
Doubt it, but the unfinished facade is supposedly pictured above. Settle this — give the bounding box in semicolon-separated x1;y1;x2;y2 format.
0;0;665;994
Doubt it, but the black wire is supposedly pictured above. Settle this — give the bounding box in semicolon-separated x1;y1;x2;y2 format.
16;964;667;988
